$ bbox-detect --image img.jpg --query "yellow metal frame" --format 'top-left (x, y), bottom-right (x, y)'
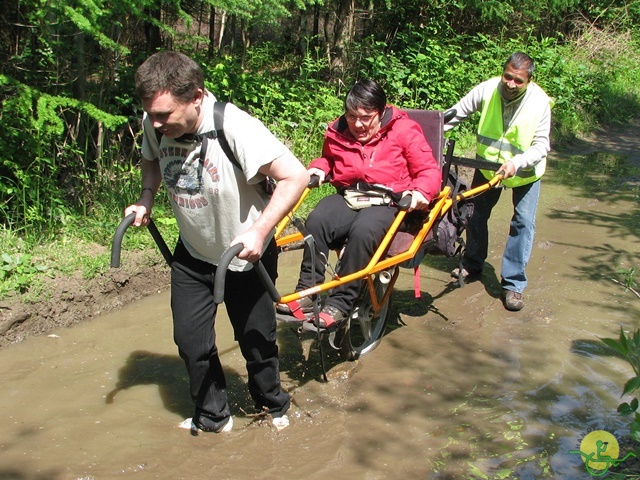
top-left (274, 174), bottom-right (503, 313)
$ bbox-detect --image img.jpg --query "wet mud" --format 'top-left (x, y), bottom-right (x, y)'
top-left (0, 134), bottom-right (639, 479)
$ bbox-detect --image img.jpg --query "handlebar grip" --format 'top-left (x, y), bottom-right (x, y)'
top-left (397, 194), bottom-right (412, 211)
top-left (443, 108), bottom-right (457, 123)
top-left (213, 243), bottom-right (244, 304)
top-left (147, 220), bottom-right (173, 265)
top-left (111, 213), bottom-right (173, 268)
top-left (212, 244), bottom-right (282, 305)
top-left (308, 174), bottom-right (321, 188)
top-left (111, 213), bottom-right (136, 268)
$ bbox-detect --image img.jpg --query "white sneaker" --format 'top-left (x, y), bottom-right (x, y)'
top-left (272, 415), bottom-right (289, 431)
top-left (179, 416), bottom-right (233, 433)
top-left (178, 417), bottom-right (196, 429)
top-left (218, 416), bottom-right (234, 432)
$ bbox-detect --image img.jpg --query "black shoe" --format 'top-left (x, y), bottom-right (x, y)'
top-left (276, 296), bottom-right (314, 319)
top-left (192, 415), bottom-right (233, 433)
top-left (313, 304), bottom-right (347, 330)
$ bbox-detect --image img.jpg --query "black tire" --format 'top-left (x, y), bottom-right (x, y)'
top-left (335, 267), bottom-right (396, 361)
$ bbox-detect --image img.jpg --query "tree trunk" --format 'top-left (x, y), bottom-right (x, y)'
top-left (144, 7), bottom-right (162, 52)
top-left (208, 6), bottom-right (216, 58)
top-left (298, 9), bottom-right (308, 56)
top-left (229, 15), bottom-right (236, 52)
top-left (218, 10), bottom-right (227, 52)
top-left (313, 3), bottom-right (320, 39)
top-left (330, 0), bottom-right (355, 79)
top-left (240, 18), bottom-right (250, 68)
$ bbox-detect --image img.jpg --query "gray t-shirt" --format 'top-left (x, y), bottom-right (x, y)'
top-left (141, 92), bottom-right (291, 271)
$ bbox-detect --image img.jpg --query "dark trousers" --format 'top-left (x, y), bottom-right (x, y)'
top-left (171, 238), bottom-right (289, 429)
top-left (296, 194), bottom-right (398, 314)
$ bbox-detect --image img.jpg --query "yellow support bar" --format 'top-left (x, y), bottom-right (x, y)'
top-left (275, 176), bottom-right (503, 307)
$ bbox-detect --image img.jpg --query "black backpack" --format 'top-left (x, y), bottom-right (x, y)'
top-left (423, 168), bottom-right (473, 258)
top-left (399, 168), bottom-right (473, 275)
top-left (155, 101), bottom-right (275, 195)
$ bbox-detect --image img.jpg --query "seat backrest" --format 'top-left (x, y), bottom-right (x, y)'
top-left (404, 109), bottom-right (445, 168)
top-left (404, 109), bottom-right (454, 190)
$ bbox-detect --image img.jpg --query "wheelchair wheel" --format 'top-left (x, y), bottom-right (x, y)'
top-left (335, 267), bottom-right (396, 361)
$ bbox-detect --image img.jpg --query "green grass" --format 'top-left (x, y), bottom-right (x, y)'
top-left (2, 28), bottom-right (640, 301)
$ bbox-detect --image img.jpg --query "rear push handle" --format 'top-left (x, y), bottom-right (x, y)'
top-left (110, 213), bottom-right (173, 268)
top-left (111, 214), bottom-right (281, 306)
top-left (212, 243), bottom-right (281, 305)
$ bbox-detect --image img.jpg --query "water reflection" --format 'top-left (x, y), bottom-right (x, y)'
top-left (0, 157), bottom-right (638, 478)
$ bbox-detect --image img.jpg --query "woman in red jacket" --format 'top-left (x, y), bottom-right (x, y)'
top-left (278, 79), bottom-right (441, 328)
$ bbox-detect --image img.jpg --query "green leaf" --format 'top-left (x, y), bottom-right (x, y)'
top-left (630, 419), bottom-right (640, 442)
top-left (618, 402), bottom-right (635, 415)
top-left (623, 376), bottom-right (640, 396)
top-left (601, 337), bottom-right (624, 355)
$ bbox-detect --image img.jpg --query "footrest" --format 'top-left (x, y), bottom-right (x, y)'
top-left (300, 320), bottom-right (322, 333)
top-left (275, 312), bottom-right (308, 323)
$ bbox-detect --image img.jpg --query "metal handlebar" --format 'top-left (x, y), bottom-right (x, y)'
top-left (112, 213), bottom-right (281, 306)
top-left (443, 108), bottom-right (457, 123)
top-left (212, 243), bottom-right (281, 305)
top-left (111, 214), bottom-right (135, 268)
top-left (111, 213), bottom-right (173, 268)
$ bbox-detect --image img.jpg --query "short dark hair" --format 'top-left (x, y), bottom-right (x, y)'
top-left (344, 79), bottom-right (387, 115)
top-left (504, 52), bottom-right (535, 79)
top-left (135, 51), bottom-right (205, 103)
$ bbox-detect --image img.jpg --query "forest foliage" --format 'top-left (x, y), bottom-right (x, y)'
top-left (1, 0), bottom-right (640, 290)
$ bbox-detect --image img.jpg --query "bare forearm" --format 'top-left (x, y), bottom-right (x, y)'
top-left (231, 153), bottom-right (308, 261)
top-left (124, 159), bottom-right (162, 227)
top-left (140, 159), bottom-right (163, 199)
top-left (252, 174), bottom-right (307, 238)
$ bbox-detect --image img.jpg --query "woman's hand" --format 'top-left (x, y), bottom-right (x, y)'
top-left (308, 167), bottom-right (326, 185)
top-left (405, 190), bottom-right (430, 212)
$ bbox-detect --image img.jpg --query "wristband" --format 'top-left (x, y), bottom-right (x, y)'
top-left (141, 187), bottom-right (154, 196)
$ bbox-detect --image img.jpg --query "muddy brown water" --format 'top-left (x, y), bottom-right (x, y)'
top-left (0, 151), bottom-right (639, 479)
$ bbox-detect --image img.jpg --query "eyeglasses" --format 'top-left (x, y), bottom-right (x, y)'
top-left (345, 111), bottom-right (379, 125)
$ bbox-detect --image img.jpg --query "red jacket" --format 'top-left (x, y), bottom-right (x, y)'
top-left (309, 106), bottom-right (442, 200)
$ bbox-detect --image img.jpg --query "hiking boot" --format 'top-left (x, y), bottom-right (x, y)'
top-left (450, 267), bottom-right (481, 281)
top-left (501, 289), bottom-right (524, 311)
top-left (276, 296), bottom-right (314, 318)
top-left (313, 304), bottom-right (347, 330)
top-left (272, 414), bottom-right (289, 431)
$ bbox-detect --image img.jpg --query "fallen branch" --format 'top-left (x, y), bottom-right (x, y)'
top-left (611, 278), bottom-right (640, 299)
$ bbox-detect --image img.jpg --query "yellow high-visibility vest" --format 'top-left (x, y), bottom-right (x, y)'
top-left (476, 78), bottom-right (552, 188)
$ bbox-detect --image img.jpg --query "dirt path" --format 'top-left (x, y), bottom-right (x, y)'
top-left (0, 119), bottom-right (638, 349)
top-left (559, 116), bottom-right (640, 169)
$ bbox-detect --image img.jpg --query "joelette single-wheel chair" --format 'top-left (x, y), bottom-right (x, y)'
top-left (111, 108), bottom-right (502, 378)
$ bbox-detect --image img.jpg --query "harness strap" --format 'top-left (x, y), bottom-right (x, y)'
top-left (451, 156), bottom-right (501, 171)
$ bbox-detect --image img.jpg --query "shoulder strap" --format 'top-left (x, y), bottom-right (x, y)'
top-left (151, 102), bottom-right (242, 172)
top-left (213, 101), bottom-right (242, 171)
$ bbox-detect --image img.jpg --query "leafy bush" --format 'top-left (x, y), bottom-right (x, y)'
top-left (2, 24), bottom-right (640, 298)
top-left (0, 253), bottom-right (50, 294)
top-left (600, 328), bottom-right (640, 444)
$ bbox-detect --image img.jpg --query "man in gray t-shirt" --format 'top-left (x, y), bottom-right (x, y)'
top-left (125, 51), bottom-right (308, 433)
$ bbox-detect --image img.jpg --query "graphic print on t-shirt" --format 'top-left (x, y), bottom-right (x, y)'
top-left (159, 145), bottom-right (219, 210)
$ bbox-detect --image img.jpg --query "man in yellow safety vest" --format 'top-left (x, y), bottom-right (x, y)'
top-left (445, 52), bottom-right (553, 311)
